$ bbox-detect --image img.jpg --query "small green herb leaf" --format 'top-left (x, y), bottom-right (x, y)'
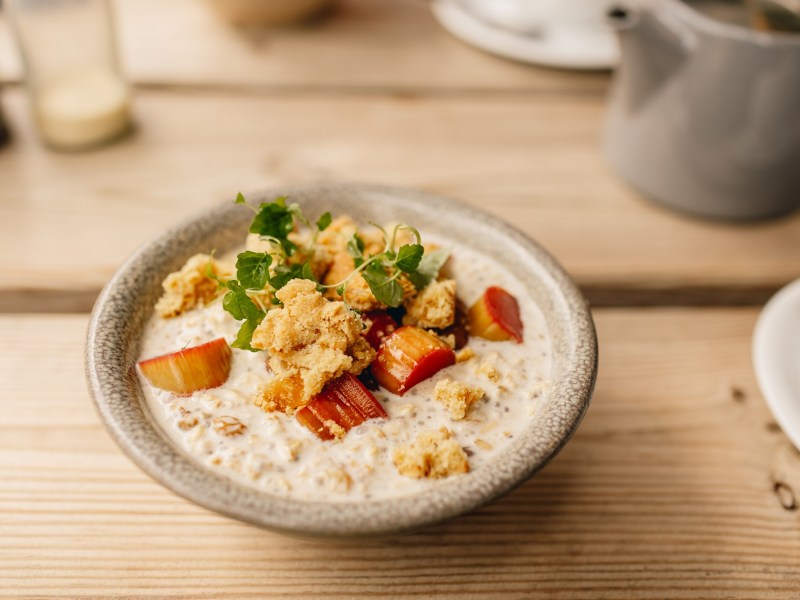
top-left (347, 234), bottom-right (365, 267)
top-left (250, 198), bottom-right (295, 254)
top-left (220, 280), bottom-right (264, 322)
top-left (362, 261), bottom-right (403, 307)
top-left (347, 234), bottom-right (365, 259)
top-left (234, 192), bottom-right (247, 205)
top-left (316, 212), bottom-right (332, 231)
top-left (269, 261), bottom-right (317, 291)
top-left (395, 244), bottom-right (424, 273)
top-left (408, 247), bottom-right (451, 290)
top-left (235, 251), bottom-right (272, 290)
top-left (231, 317), bottom-right (263, 352)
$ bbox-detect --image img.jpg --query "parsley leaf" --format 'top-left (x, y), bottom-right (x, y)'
top-left (234, 192), bottom-right (247, 205)
top-left (235, 251), bottom-right (272, 290)
top-left (395, 244), bottom-right (424, 273)
top-left (362, 261), bottom-right (403, 307)
top-left (316, 212), bottom-right (332, 231)
top-left (408, 247), bottom-right (451, 290)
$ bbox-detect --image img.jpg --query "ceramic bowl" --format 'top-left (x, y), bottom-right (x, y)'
top-left (85, 183), bottom-right (597, 538)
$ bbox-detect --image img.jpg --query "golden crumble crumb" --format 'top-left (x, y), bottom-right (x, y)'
top-left (475, 361), bottom-right (501, 382)
top-left (402, 279), bottom-right (456, 329)
top-left (393, 427), bottom-right (470, 479)
top-left (307, 215), bottom-right (360, 280)
top-left (325, 420), bottom-right (346, 441)
top-left (455, 346), bottom-right (476, 363)
top-left (434, 378), bottom-right (485, 420)
top-left (155, 253), bottom-right (230, 318)
top-left (251, 279), bottom-right (376, 408)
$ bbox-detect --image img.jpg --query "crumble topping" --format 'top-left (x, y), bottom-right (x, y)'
top-left (155, 253), bottom-right (229, 318)
top-left (433, 378), bottom-right (485, 420)
top-left (393, 427), bottom-right (470, 479)
top-left (475, 357), bottom-right (501, 382)
top-left (403, 279), bottom-right (457, 329)
top-left (324, 251), bottom-right (384, 311)
top-left (251, 279), bottom-right (375, 409)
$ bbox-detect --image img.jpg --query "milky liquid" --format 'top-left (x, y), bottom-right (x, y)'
top-left (138, 238), bottom-right (552, 501)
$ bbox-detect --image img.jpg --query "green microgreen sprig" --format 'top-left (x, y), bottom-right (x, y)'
top-left (216, 193), bottom-right (449, 351)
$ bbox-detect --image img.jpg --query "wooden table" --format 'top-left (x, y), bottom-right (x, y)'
top-left (1, 1), bottom-right (799, 597)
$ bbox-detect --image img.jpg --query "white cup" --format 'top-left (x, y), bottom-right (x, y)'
top-left (464, 0), bottom-right (611, 34)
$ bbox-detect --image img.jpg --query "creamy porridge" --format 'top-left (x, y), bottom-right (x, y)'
top-left (137, 202), bottom-right (551, 501)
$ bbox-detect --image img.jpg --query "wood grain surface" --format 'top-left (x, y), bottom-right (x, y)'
top-left (0, 0), bottom-right (607, 95)
top-left (1, 85), bottom-right (798, 311)
top-left (2, 0), bottom-right (799, 597)
top-left (2, 310), bottom-right (799, 599)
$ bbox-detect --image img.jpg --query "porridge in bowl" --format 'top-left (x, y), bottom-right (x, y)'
top-left (137, 195), bottom-right (551, 501)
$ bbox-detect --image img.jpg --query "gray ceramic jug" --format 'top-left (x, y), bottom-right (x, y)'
top-left (604, 0), bottom-right (800, 221)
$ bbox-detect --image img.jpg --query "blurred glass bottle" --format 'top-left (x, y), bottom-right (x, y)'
top-left (7, 0), bottom-right (131, 150)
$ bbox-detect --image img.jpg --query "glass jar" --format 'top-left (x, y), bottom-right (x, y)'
top-left (7, 0), bottom-right (131, 150)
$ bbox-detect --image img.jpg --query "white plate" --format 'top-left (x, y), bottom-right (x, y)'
top-left (753, 278), bottom-right (800, 451)
top-left (431, 0), bottom-right (618, 70)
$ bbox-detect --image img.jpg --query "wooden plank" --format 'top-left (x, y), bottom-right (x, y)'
top-left (2, 309), bottom-right (799, 598)
top-left (0, 0), bottom-right (608, 95)
top-left (1, 87), bottom-right (798, 311)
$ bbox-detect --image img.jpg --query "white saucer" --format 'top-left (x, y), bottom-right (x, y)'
top-left (753, 278), bottom-right (800, 451)
top-left (431, 0), bottom-right (618, 70)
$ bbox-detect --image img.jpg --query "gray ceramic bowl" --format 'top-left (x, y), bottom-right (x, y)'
top-left (85, 183), bottom-right (597, 538)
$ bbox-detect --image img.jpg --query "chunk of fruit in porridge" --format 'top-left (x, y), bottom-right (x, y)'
top-left (402, 279), bottom-right (457, 329)
top-left (296, 373), bottom-right (387, 440)
top-left (362, 311), bottom-right (399, 350)
top-left (138, 338), bottom-right (232, 395)
top-left (258, 374), bottom-right (306, 413)
top-left (468, 286), bottom-right (524, 343)
top-left (371, 326), bottom-right (456, 396)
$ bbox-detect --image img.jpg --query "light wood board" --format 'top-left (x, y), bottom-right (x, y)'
top-left (2, 310), bottom-right (799, 598)
top-left (0, 0), bottom-right (608, 94)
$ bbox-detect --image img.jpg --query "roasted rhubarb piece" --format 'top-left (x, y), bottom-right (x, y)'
top-left (371, 326), bottom-right (456, 396)
top-left (296, 373), bottom-right (387, 440)
top-left (362, 311), bottom-right (399, 350)
top-left (138, 337), bottom-right (232, 395)
top-left (467, 286), bottom-right (524, 343)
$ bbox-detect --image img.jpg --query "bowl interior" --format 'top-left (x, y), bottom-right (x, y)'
top-left (85, 183), bottom-right (597, 537)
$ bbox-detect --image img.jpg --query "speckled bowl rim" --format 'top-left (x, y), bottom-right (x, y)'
top-left (85, 183), bottom-right (597, 538)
